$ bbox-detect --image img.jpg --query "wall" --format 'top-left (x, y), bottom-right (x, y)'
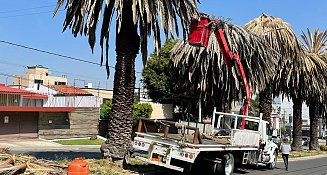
top-left (38, 108), bottom-right (99, 139)
top-left (144, 102), bottom-right (173, 119)
top-left (44, 96), bottom-right (100, 108)
top-left (81, 88), bottom-right (113, 104)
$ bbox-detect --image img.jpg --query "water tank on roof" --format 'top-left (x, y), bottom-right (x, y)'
top-left (84, 83), bottom-right (93, 88)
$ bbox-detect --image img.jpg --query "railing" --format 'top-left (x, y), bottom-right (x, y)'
top-left (137, 117), bottom-right (203, 144)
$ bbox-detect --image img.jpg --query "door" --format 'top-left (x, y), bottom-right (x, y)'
top-left (0, 112), bottom-right (38, 140)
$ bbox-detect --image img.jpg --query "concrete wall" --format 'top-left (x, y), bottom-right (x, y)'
top-left (145, 102), bottom-right (173, 119)
top-left (38, 108), bottom-right (99, 139)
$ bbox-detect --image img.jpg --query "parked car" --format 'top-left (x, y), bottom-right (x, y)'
top-left (302, 136), bottom-right (310, 146)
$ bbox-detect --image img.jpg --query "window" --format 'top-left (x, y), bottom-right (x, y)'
top-left (244, 120), bottom-right (259, 131)
top-left (55, 81), bottom-right (66, 85)
top-left (34, 79), bottom-right (43, 84)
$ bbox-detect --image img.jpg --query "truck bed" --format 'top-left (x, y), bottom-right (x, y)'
top-left (148, 132), bottom-right (230, 145)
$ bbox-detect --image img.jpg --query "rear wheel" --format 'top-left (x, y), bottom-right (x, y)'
top-left (213, 153), bottom-right (234, 175)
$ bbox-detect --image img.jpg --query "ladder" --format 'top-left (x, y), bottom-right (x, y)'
top-left (242, 151), bottom-right (249, 164)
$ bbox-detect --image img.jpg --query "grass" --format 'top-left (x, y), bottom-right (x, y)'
top-left (54, 139), bottom-right (104, 145)
top-left (278, 150), bottom-right (327, 159)
top-left (86, 158), bottom-right (157, 175)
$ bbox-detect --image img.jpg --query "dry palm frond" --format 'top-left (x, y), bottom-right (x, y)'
top-left (301, 28), bottom-right (327, 55)
top-left (245, 14), bottom-right (305, 99)
top-left (301, 28), bottom-right (327, 103)
top-left (171, 23), bottom-right (280, 108)
top-left (54, 0), bottom-right (199, 76)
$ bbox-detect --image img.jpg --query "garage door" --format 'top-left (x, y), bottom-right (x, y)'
top-left (0, 112), bottom-right (38, 140)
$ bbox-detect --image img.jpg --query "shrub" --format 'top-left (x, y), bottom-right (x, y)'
top-left (100, 99), bottom-right (112, 119)
top-left (133, 102), bottom-right (153, 124)
top-left (100, 100), bottom-right (153, 125)
top-left (320, 145), bottom-right (327, 151)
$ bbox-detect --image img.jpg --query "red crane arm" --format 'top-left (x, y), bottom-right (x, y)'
top-left (189, 15), bottom-right (250, 129)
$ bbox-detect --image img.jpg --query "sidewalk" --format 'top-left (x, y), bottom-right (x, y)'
top-left (0, 139), bottom-right (100, 152)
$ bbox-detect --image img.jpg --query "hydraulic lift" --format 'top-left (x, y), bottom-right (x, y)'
top-left (188, 14), bottom-right (250, 129)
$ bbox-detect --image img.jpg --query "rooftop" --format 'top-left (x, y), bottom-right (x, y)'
top-left (47, 85), bottom-right (93, 96)
top-left (0, 84), bottom-right (48, 99)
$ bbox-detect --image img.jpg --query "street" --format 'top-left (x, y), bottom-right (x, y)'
top-left (232, 156), bottom-right (327, 175)
top-left (2, 140), bottom-right (327, 175)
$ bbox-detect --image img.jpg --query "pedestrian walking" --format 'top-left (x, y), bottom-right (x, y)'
top-left (280, 138), bottom-right (291, 171)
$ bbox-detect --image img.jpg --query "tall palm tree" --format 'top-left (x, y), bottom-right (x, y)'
top-left (301, 28), bottom-right (327, 150)
top-left (244, 14), bottom-right (303, 123)
top-left (245, 14), bottom-right (307, 150)
top-left (171, 20), bottom-right (280, 116)
top-left (54, 0), bottom-right (199, 160)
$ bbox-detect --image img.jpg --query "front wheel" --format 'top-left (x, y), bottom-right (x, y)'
top-left (266, 151), bottom-right (277, 170)
top-left (213, 153), bottom-right (234, 175)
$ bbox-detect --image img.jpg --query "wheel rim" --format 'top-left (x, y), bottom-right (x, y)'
top-left (225, 159), bottom-right (233, 175)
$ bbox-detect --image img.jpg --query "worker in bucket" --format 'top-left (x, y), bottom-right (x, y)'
top-left (280, 138), bottom-right (291, 171)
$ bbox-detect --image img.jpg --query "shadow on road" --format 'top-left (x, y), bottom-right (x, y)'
top-left (17, 151), bottom-right (102, 161)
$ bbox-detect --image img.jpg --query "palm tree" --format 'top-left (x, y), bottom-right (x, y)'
top-left (301, 28), bottom-right (327, 150)
top-left (171, 20), bottom-right (280, 116)
top-left (244, 14), bottom-right (303, 123)
top-left (54, 0), bottom-right (199, 160)
top-left (245, 14), bottom-right (308, 150)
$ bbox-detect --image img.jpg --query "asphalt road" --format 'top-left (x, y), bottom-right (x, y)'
top-left (232, 156), bottom-right (327, 175)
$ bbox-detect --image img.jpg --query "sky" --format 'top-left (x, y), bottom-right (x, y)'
top-left (0, 0), bottom-right (326, 89)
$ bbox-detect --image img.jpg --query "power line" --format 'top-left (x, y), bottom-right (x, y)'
top-left (0, 57), bottom-right (102, 81)
top-left (0, 10), bottom-right (64, 19)
top-left (0, 4), bottom-right (56, 14)
top-left (0, 40), bottom-right (104, 66)
top-left (0, 40), bottom-right (142, 73)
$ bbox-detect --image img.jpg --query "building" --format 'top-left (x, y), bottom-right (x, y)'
top-left (81, 86), bottom-right (113, 105)
top-left (0, 84), bottom-right (99, 140)
top-left (12, 65), bottom-right (67, 88)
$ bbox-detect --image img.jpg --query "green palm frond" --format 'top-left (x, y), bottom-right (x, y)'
top-left (54, 0), bottom-right (199, 75)
top-left (171, 23), bottom-right (280, 107)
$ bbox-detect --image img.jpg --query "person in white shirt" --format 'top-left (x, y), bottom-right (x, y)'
top-left (280, 138), bottom-right (291, 171)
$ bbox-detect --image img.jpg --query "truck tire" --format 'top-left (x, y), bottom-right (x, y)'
top-left (266, 151), bottom-right (277, 170)
top-left (213, 153), bottom-right (234, 175)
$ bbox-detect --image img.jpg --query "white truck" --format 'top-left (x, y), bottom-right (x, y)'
top-left (132, 108), bottom-right (278, 175)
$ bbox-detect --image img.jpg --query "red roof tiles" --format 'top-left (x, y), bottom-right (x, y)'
top-left (0, 84), bottom-right (48, 99)
top-left (47, 85), bottom-right (92, 95)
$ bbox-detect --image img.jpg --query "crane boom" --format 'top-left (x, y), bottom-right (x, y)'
top-left (188, 14), bottom-right (250, 129)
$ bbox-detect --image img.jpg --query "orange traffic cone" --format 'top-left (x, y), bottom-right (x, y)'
top-left (67, 157), bottom-right (89, 175)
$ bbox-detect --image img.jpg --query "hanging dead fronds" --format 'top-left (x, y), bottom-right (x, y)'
top-left (301, 28), bottom-right (327, 103)
top-left (245, 14), bottom-right (306, 99)
top-left (171, 22), bottom-right (280, 108)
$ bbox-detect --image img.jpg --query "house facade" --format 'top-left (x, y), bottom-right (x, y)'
top-left (0, 84), bottom-right (100, 140)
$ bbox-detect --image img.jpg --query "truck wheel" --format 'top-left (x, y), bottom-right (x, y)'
top-left (266, 151), bottom-right (277, 170)
top-left (214, 153), bottom-right (234, 175)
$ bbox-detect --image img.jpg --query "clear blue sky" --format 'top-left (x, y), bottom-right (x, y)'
top-left (0, 0), bottom-right (325, 89)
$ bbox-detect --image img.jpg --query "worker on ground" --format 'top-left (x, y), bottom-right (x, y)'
top-left (280, 138), bottom-right (291, 171)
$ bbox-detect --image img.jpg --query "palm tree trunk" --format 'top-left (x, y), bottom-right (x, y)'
top-left (309, 100), bottom-right (319, 150)
top-left (292, 98), bottom-right (303, 150)
top-left (259, 86), bottom-right (272, 122)
top-left (100, 0), bottom-right (140, 160)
